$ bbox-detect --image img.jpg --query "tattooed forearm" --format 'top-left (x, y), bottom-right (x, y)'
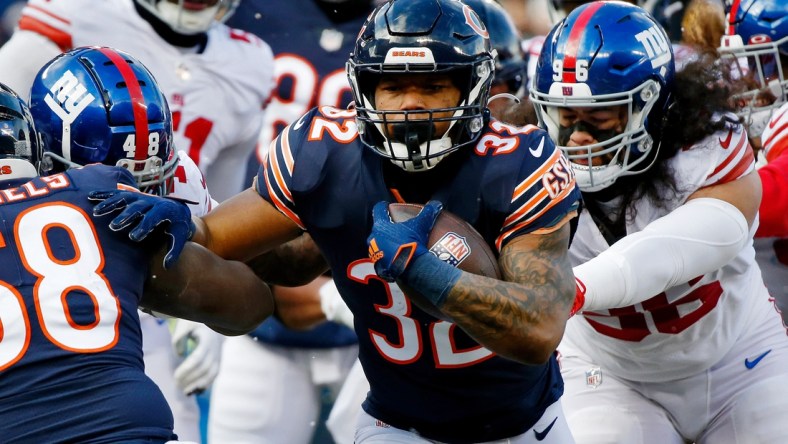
top-left (246, 233), bottom-right (329, 286)
top-left (439, 224), bottom-right (575, 364)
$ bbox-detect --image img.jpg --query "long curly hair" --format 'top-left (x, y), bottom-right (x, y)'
top-left (586, 50), bottom-right (745, 224)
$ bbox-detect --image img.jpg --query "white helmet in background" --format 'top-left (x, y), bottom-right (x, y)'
top-left (135, 0), bottom-right (239, 34)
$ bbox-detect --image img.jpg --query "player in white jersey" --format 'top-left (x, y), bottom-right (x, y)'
top-left (0, 0), bottom-right (274, 201)
top-left (28, 46), bottom-right (222, 442)
top-left (531, 2), bottom-right (788, 442)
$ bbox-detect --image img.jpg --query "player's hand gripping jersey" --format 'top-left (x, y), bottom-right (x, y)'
top-left (9, 0), bottom-right (274, 200)
top-left (257, 106), bottom-right (579, 443)
top-left (0, 164), bottom-right (175, 443)
top-left (565, 117), bottom-right (768, 382)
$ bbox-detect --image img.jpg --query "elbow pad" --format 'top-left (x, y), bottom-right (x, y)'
top-left (575, 198), bottom-right (749, 311)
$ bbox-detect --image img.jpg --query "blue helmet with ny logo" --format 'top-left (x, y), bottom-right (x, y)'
top-left (30, 46), bottom-right (177, 195)
top-left (530, 1), bottom-right (675, 191)
top-left (718, 0), bottom-right (788, 139)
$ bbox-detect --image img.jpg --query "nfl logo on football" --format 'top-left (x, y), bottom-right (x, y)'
top-left (585, 367), bottom-right (603, 389)
top-left (430, 232), bottom-right (471, 267)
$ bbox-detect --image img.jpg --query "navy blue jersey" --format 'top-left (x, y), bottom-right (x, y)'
top-left (0, 164), bottom-right (174, 443)
top-left (230, 0), bottom-right (365, 348)
top-left (257, 106), bottom-right (580, 442)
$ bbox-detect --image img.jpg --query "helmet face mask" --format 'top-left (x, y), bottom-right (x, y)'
top-left (530, 1), bottom-right (674, 192)
top-left (30, 46), bottom-right (177, 196)
top-left (135, 0), bottom-right (239, 34)
top-left (347, 0), bottom-right (495, 172)
top-left (718, 0), bottom-right (788, 139)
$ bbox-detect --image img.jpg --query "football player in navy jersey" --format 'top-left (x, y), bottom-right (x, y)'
top-left (91, 0), bottom-right (582, 442)
top-left (0, 80), bottom-right (272, 443)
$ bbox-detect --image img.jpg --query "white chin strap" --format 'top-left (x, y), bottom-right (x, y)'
top-left (388, 136), bottom-right (454, 172)
top-left (571, 163), bottom-right (623, 192)
top-left (157, 1), bottom-right (218, 34)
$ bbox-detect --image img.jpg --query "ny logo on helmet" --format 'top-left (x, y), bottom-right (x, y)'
top-left (43, 70), bottom-right (95, 125)
top-left (635, 26), bottom-right (671, 69)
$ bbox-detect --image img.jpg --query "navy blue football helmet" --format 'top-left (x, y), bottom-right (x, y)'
top-left (347, 0), bottom-right (495, 172)
top-left (134, 0), bottom-right (240, 34)
top-left (30, 46), bottom-right (177, 195)
top-left (530, 1), bottom-right (675, 191)
top-left (0, 82), bottom-right (42, 182)
top-left (718, 0), bottom-right (788, 139)
top-left (463, 0), bottom-right (527, 96)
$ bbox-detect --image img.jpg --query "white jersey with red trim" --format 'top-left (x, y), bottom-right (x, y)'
top-left (171, 150), bottom-right (215, 217)
top-left (7, 0), bottom-right (274, 201)
top-left (761, 102), bottom-right (788, 163)
top-left (563, 119), bottom-right (771, 382)
top-left (755, 103), bottom-right (788, 315)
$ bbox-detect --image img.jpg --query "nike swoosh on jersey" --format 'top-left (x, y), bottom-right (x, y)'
top-left (529, 137), bottom-right (545, 157)
top-left (293, 113), bottom-right (309, 130)
top-left (745, 349), bottom-right (772, 369)
top-left (534, 416), bottom-right (558, 441)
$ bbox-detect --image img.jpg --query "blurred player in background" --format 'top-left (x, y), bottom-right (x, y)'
top-left (0, 2), bottom-right (275, 440)
top-left (471, 0), bottom-right (529, 123)
top-left (717, 0), bottom-right (788, 321)
top-left (0, 77), bottom-right (271, 442)
top-left (0, 0), bottom-right (23, 45)
top-left (531, 2), bottom-right (788, 442)
top-left (89, 0), bottom-right (583, 441)
top-left (205, 1), bottom-right (372, 442)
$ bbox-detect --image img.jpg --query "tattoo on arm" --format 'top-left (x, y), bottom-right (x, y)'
top-left (441, 225), bottom-right (575, 349)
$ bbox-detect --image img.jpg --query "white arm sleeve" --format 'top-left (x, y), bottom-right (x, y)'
top-left (575, 198), bottom-right (750, 311)
top-left (0, 30), bottom-right (62, 97)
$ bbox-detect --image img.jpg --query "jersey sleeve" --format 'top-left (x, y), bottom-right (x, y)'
top-left (0, 0), bottom-right (72, 95)
top-left (699, 119), bottom-right (756, 188)
top-left (255, 108), bottom-right (326, 230)
top-left (761, 103), bottom-right (788, 163)
top-left (495, 130), bottom-right (581, 251)
top-left (16, 0), bottom-right (75, 51)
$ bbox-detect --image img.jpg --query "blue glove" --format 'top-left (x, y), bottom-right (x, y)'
top-left (367, 200), bottom-right (443, 282)
top-left (367, 200), bottom-right (463, 308)
top-left (89, 190), bottom-right (195, 269)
